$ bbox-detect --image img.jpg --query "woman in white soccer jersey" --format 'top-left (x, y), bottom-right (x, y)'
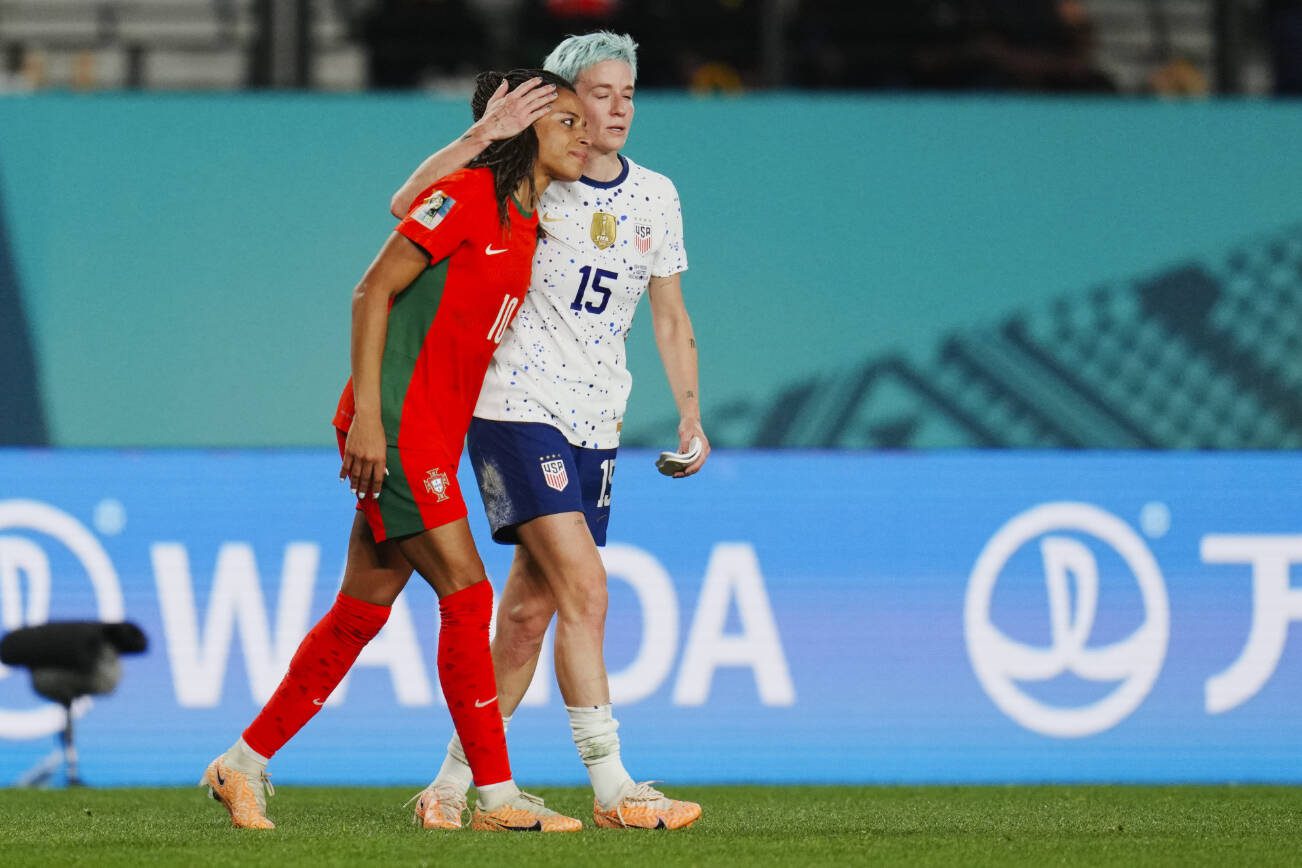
top-left (390, 32), bottom-right (707, 830)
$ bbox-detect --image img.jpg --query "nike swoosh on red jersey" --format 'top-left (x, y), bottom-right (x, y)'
top-left (485, 244), bottom-right (508, 256)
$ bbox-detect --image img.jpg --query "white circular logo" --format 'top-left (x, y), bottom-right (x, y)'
top-left (964, 502), bottom-right (1169, 738)
top-left (0, 500), bottom-right (125, 740)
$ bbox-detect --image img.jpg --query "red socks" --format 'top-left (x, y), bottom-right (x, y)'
top-left (240, 582), bottom-right (509, 787)
top-left (242, 591), bottom-right (390, 758)
top-left (438, 580), bottom-right (511, 786)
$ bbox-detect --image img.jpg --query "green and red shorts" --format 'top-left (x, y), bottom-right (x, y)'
top-left (335, 428), bottom-right (468, 542)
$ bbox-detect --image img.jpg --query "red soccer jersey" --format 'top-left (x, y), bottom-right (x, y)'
top-left (333, 168), bottom-right (538, 454)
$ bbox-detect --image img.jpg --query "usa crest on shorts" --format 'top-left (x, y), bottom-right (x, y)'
top-left (540, 456), bottom-right (569, 491)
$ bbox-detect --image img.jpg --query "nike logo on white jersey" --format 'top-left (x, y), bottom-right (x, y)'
top-left (485, 244), bottom-right (508, 256)
top-left (541, 213), bottom-right (565, 222)
top-left (474, 696), bottom-right (498, 708)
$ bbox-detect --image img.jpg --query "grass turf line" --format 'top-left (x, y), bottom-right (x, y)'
top-left (1, 785), bottom-right (1301, 866)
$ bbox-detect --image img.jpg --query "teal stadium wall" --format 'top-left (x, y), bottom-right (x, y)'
top-left (2, 94), bottom-right (1300, 448)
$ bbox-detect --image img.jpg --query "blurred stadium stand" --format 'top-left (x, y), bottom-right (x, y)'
top-left (0, 0), bottom-right (363, 89)
top-left (0, 0), bottom-right (1292, 94)
top-left (636, 225), bottom-right (1302, 449)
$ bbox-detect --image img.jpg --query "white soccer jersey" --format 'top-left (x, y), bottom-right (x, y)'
top-left (473, 155), bottom-right (688, 448)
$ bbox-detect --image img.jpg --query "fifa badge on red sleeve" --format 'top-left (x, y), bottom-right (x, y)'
top-left (415, 191), bottom-right (455, 230)
top-left (590, 212), bottom-right (617, 250)
top-left (423, 467), bottom-right (451, 502)
top-left (540, 456), bottom-right (569, 492)
top-left (633, 220), bottom-right (652, 255)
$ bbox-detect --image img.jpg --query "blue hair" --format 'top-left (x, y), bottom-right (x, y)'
top-left (543, 31), bottom-right (638, 84)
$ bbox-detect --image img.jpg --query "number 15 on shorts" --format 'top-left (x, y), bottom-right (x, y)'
top-left (597, 458), bottom-right (614, 508)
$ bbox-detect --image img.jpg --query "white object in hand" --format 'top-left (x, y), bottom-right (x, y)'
top-left (656, 437), bottom-right (702, 476)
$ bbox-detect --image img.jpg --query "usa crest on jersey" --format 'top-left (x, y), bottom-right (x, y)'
top-left (540, 456), bottom-right (569, 491)
top-left (633, 220), bottom-right (653, 255)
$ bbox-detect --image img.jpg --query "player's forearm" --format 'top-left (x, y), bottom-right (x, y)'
top-left (349, 276), bottom-right (392, 421)
top-left (389, 128), bottom-right (493, 218)
top-left (653, 313), bottom-right (702, 424)
top-left (348, 235), bottom-right (425, 419)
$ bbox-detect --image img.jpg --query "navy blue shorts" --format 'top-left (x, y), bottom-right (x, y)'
top-left (467, 418), bottom-right (618, 546)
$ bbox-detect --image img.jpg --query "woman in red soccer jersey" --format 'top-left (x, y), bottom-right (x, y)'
top-left (200, 69), bottom-right (590, 832)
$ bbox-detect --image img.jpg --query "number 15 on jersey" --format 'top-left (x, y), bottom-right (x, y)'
top-left (570, 266), bottom-right (618, 315)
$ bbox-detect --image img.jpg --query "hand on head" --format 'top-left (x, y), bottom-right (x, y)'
top-left (474, 76), bottom-right (558, 143)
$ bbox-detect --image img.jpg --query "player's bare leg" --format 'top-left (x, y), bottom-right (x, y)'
top-left (518, 514), bottom-right (698, 828)
top-left (489, 546), bottom-right (558, 712)
top-left (340, 512), bottom-right (417, 605)
top-left (516, 514), bottom-right (612, 705)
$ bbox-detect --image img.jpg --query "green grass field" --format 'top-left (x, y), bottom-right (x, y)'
top-left (2, 785), bottom-right (1301, 866)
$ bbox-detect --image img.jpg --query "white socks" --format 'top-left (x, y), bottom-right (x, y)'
top-left (224, 738), bottom-right (268, 774)
top-left (567, 704), bottom-right (633, 809)
top-left (433, 736), bottom-right (475, 795)
top-left (432, 706), bottom-right (634, 810)
top-left (433, 714), bottom-right (511, 800)
top-left (476, 779), bottom-right (521, 810)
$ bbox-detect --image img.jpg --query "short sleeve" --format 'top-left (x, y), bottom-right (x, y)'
top-left (396, 179), bottom-right (475, 263)
top-left (651, 180), bottom-right (688, 278)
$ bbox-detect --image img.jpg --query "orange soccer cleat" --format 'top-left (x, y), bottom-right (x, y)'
top-left (470, 791), bottom-right (583, 832)
top-left (593, 781), bottom-right (701, 830)
top-left (410, 783), bottom-right (469, 830)
top-left (200, 758), bottom-right (275, 829)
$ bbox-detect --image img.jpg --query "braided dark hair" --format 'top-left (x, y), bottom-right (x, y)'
top-left (468, 68), bottom-right (576, 227)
